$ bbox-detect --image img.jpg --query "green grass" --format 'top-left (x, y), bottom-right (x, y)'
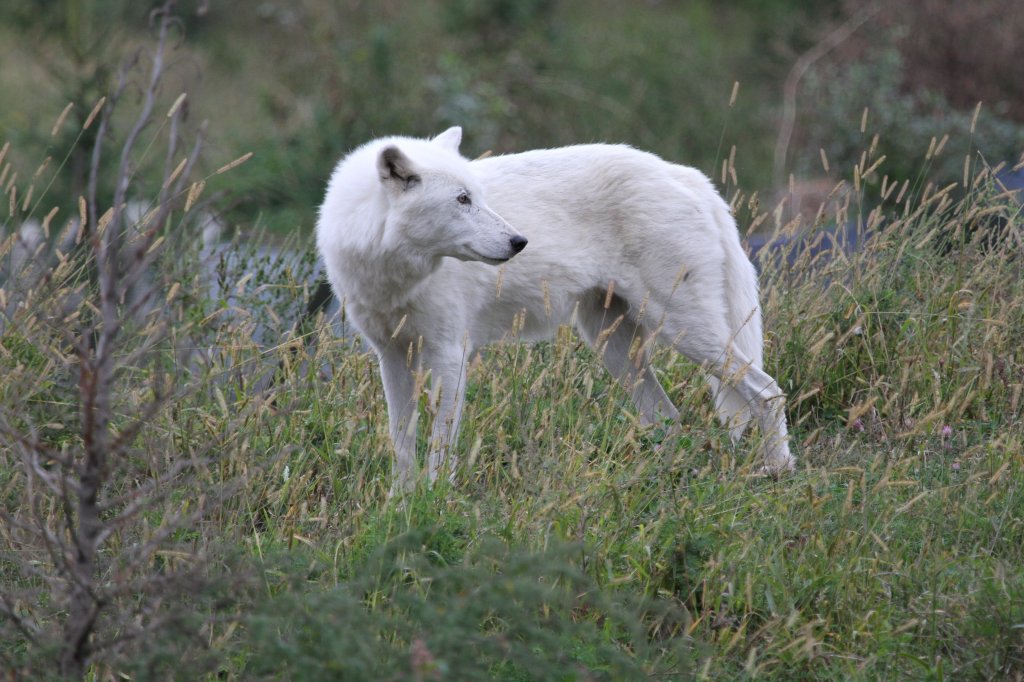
top-left (2, 116), bottom-right (1024, 678)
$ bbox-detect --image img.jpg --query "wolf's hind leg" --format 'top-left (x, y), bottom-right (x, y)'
top-left (576, 293), bottom-right (679, 426)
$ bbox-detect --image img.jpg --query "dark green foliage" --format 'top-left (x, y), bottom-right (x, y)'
top-left (442, 0), bottom-right (556, 39)
top-left (960, 569), bottom-right (1024, 678)
top-left (242, 532), bottom-right (693, 681)
top-left (800, 47), bottom-right (1024, 185)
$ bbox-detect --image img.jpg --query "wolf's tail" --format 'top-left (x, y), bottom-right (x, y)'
top-left (707, 190), bottom-right (763, 440)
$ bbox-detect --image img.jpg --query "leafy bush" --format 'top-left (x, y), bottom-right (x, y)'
top-left (799, 47), bottom-right (1024, 185)
top-left (242, 532), bottom-right (694, 681)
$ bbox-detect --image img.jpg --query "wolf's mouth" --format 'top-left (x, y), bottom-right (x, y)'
top-left (462, 246), bottom-right (519, 265)
top-left (477, 254), bottom-right (513, 265)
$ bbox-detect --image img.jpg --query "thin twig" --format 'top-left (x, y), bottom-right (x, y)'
top-left (773, 4), bottom-right (880, 186)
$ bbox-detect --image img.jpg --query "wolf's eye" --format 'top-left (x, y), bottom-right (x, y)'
top-left (457, 192), bottom-right (471, 206)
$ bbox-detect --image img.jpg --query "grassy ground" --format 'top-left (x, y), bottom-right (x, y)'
top-left (232, 164), bottom-right (1024, 679)
top-left (2, 110), bottom-right (1023, 678)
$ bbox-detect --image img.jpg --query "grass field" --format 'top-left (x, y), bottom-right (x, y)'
top-left (2, 100), bottom-right (1024, 678)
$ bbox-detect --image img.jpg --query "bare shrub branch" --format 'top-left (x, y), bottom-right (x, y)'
top-left (0, 1), bottom-right (257, 678)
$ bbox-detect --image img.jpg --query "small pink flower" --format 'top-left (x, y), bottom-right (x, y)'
top-left (951, 459), bottom-right (961, 472)
top-left (410, 638), bottom-right (440, 680)
top-left (851, 418), bottom-right (865, 432)
top-left (941, 425), bottom-right (953, 439)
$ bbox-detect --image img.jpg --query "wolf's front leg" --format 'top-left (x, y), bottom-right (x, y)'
top-left (378, 347), bottom-right (421, 496)
top-left (425, 347), bottom-right (471, 483)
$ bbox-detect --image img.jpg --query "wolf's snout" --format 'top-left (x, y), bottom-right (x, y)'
top-left (510, 235), bottom-right (528, 254)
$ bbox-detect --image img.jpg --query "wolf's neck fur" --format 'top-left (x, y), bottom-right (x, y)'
top-left (338, 237), bottom-right (440, 322)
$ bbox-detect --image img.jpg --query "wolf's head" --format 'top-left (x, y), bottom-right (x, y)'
top-left (375, 127), bottom-right (527, 264)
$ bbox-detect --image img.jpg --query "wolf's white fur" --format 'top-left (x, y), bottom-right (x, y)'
top-left (317, 127), bottom-right (794, 493)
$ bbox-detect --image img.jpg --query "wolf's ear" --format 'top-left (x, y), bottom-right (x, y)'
top-left (377, 145), bottom-right (419, 189)
top-left (433, 126), bottom-right (462, 153)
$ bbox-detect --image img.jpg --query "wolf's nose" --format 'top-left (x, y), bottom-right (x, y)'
top-left (510, 235), bottom-right (528, 254)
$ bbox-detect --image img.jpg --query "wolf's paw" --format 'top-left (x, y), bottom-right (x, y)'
top-left (759, 451), bottom-right (796, 478)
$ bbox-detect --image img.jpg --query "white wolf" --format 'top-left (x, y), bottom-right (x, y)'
top-left (316, 127), bottom-right (794, 493)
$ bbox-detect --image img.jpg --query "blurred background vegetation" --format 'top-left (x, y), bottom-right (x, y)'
top-left (1, 0), bottom-right (1021, 235)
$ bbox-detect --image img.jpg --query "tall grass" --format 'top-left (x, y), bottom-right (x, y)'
top-left (2, 92), bottom-right (1023, 678)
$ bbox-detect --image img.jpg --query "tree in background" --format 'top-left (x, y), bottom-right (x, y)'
top-left (0, 0), bottom-right (141, 201)
top-left (791, 0), bottom-right (1023, 188)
